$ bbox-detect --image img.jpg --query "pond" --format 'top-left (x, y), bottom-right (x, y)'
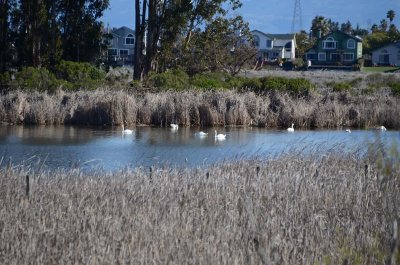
top-left (0, 125), bottom-right (398, 171)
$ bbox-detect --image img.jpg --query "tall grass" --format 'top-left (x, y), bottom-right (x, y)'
top-left (1, 153), bottom-right (399, 264)
top-left (1, 89), bottom-right (399, 129)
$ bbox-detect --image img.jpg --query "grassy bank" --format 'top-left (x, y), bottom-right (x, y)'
top-left (1, 153), bottom-right (399, 264)
top-left (0, 88), bottom-right (399, 129)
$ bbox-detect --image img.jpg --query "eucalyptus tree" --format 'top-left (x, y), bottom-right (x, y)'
top-left (133, 0), bottom-right (246, 80)
top-left (11, 0), bottom-right (48, 67)
top-left (0, 0), bottom-right (16, 72)
top-left (58, 0), bottom-right (109, 63)
top-left (340, 20), bottom-right (353, 34)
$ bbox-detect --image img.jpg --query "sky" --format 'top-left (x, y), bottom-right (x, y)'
top-left (103, 0), bottom-right (400, 33)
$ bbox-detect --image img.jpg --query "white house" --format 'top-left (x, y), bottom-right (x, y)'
top-left (372, 41), bottom-right (400, 66)
top-left (251, 30), bottom-right (296, 61)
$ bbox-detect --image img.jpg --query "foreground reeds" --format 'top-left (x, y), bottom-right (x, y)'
top-left (0, 88), bottom-right (399, 129)
top-left (1, 153), bottom-right (399, 264)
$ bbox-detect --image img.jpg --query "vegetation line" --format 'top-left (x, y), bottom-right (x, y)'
top-left (0, 87), bottom-right (399, 129)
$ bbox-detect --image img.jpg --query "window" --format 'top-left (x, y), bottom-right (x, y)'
top-left (347, 39), bottom-right (355, 49)
top-left (252, 35), bottom-right (260, 47)
top-left (331, 53), bottom-right (341, 62)
top-left (379, 49), bottom-right (389, 64)
top-left (119, 49), bottom-right (129, 56)
top-left (125, 34), bottom-right (135, 45)
top-left (318, 52), bottom-right (326, 61)
top-left (108, 48), bottom-right (117, 56)
top-left (306, 53), bottom-right (317, 60)
top-left (266, 39), bottom-right (272, 48)
top-left (343, 53), bottom-right (354, 61)
top-left (323, 37), bottom-right (336, 49)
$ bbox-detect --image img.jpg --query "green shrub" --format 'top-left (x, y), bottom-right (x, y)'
top-left (0, 72), bottom-right (11, 90)
top-left (13, 67), bottom-right (62, 92)
top-left (146, 68), bottom-right (189, 90)
top-left (240, 78), bottom-right (263, 90)
top-left (190, 72), bottom-right (228, 90)
top-left (259, 76), bottom-right (314, 95)
top-left (331, 82), bottom-right (352, 92)
top-left (389, 82), bottom-right (400, 96)
top-left (53, 60), bottom-right (106, 90)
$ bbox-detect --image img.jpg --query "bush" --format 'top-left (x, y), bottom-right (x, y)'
top-left (190, 72), bottom-right (228, 90)
top-left (146, 68), bottom-right (189, 90)
top-left (330, 82), bottom-right (352, 92)
top-left (53, 60), bottom-right (106, 90)
top-left (0, 72), bottom-right (11, 90)
top-left (389, 82), bottom-right (400, 96)
top-left (13, 67), bottom-right (62, 92)
top-left (259, 76), bottom-right (314, 95)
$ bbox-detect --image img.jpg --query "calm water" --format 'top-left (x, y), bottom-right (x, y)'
top-left (0, 125), bottom-right (398, 171)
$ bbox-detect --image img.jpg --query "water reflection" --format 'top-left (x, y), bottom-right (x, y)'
top-left (0, 125), bottom-right (398, 171)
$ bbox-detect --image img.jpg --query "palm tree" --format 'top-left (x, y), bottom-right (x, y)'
top-left (380, 19), bottom-right (388, 32)
top-left (387, 10), bottom-right (395, 26)
top-left (311, 16), bottom-right (330, 39)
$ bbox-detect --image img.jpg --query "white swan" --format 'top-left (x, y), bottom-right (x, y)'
top-left (377, 126), bottom-right (387, 131)
top-left (122, 124), bottom-right (133, 134)
top-left (195, 131), bottom-right (208, 137)
top-left (214, 130), bottom-right (226, 140)
top-left (170, 124), bottom-right (179, 129)
top-left (345, 129), bottom-right (351, 133)
top-left (287, 123), bottom-right (294, 132)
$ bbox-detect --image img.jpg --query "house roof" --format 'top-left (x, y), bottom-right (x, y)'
top-left (371, 41), bottom-right (400, 53)
top-left (111, 26), bottom-right (135, 38)
top-left (251, 30), bottom-right (295, 40)
top-left (324, 30), bottom-right (363, 42)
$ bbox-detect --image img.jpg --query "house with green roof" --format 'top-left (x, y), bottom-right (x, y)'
top-left (305, 30), bottom-right (362, 66)
top-left (251, 30), bottom-right (296, 61)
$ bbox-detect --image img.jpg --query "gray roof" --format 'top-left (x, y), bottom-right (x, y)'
top-left (371, 41), bottom-right (400, 52)
top-left (111, 26), bottom-right (135, 38)
top-left (251, 30), bottom-right (295, 40)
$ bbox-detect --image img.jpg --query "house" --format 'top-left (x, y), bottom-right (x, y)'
top-left (306, 30), bottom-right (362, 66)
top-left (251, 30), bottom-right (296, 61)
top-left (107, 26), bottom-right (135, 66)
top-left (371, 41), bottom-right (400, 66)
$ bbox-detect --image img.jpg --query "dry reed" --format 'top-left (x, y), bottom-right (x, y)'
top-left (0, 88), bottom-right (399, 129)
top-left (0, 153), bottom-right (399, 264)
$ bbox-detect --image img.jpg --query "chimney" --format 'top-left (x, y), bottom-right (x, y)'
top-left (318, 30), bottom-right (322, 39)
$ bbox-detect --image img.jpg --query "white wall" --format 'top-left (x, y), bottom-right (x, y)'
top-left (372, 45), bottom-right (400, 66)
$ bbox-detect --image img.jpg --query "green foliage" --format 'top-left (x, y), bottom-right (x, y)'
top-left (190, 72), bottom-right (228, 90)
top-left (12, 67), bottom-right (63, 92)
top-left (259, 76), bottom-right (315, 95)
top-left (389, 82), bottom-right (400, 95)
top-left (53, 61), bottom-right (106, 90)
top-left (146, 69), bottom-right (190, 90)
top-left (0, 72), bottom-right (11, 89)
top-left (328, 81), bottom-right (352, 92)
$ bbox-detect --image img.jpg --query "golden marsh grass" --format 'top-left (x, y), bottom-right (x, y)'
top-left (1, 153), bottom-right (399, 264)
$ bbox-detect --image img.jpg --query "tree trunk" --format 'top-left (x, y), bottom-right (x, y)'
top-left (133, 0), bottom-right (147, 80)
top-left (0, 0), bottom-right (9, 72)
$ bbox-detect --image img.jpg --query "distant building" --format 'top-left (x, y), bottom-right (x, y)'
top-left (371, 41), bottom-right (400, 66)
top-left (305, 30), bottom-right (362, 66)
top-left (107, 26), bottom-right (135, 66)
top-left (251, 30), bottom-right (296, 61)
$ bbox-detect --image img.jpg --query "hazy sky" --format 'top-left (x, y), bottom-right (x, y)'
top-left (103, 0), bottom-right (400, 33)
